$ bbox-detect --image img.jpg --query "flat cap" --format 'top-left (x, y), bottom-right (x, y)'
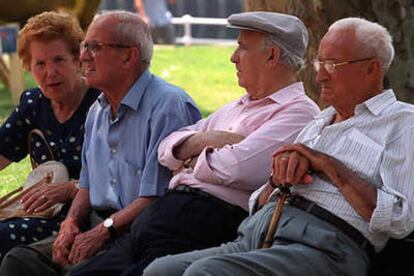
top-left (227, 11), bottom-right (308, 59)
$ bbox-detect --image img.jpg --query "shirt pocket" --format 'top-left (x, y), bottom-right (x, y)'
top-left (333, 129), bottom-right (384, 180)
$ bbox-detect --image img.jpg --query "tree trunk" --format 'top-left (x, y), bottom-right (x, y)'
top-left (245, 0), bottom-right (414, 104)
top-left (244, 0), bottom-right (287, 12)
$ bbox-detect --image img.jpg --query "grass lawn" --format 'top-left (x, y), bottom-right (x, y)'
top-left (0, 45), bottom-right (243, 194)
top-left (151, 45), bottom-right (244, 117)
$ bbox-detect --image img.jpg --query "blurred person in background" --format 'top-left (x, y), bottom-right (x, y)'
top-left (99, 0), bottom-right (136, 13)
top-left (135, 0), bottom-right (176, 44)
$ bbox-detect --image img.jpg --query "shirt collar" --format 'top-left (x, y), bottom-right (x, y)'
top-left (238, 82), bottom-right (306, 105)
top-left (97, 69), bottom-right (152, 111)
top-left (313, 106), bottom-right (336, 127)
top-left (315, 89), bottom-right (397, 124)
top-left (355, 89), bottom-right (396, 116)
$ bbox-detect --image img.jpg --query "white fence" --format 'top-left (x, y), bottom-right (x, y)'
top-left (171, 14), bottom-right (236, 46)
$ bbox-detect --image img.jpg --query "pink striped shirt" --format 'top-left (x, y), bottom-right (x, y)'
top-left (158, 82), bottom-right (320, 210)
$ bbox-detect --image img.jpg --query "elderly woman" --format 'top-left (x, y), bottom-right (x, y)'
top-left (0, 11), bottom-right (99, 260)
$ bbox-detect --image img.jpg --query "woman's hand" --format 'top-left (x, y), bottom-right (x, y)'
top-left (21, 181), bottom-right (79, 213)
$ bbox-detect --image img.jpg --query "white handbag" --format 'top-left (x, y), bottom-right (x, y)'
top-left (0, 129), bottom-right (69, 220)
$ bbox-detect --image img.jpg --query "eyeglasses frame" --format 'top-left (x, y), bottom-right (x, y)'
top-left (312, 57), bottom-right (374, 74)
top-left (80, 41), bottom-right (133, 56)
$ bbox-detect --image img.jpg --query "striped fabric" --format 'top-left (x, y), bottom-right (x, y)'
top-left (291, 90), bottom-right (414, 251)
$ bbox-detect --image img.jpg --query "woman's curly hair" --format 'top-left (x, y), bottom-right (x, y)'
top-left (18, 11), bottom-right (84, 70)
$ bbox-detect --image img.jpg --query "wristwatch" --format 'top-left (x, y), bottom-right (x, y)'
top-left (103, 217), bottom-right (117, 237)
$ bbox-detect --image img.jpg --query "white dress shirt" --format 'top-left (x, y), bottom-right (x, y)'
top-left (250, 90), bottom-right (414, 251)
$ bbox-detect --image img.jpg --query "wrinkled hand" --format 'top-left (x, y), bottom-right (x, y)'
top-left (272, 147), bottom-right (313, 186)
top-left (68, 224), bottom-right (110, 264)
top-left (52, 219), bottom-right (80, 267)
top-left (172, 156), bottom-right (199, 175)
top-left (275, 144), bottom-right (331, 172)
top-left (21, 182), bottom-right (77, 213)
top-left (273, 143), bottom-right (332, 185)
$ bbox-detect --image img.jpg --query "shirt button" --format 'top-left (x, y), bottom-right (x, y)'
top-left (111, 179), bottom-right (117, 184)
top-left (111, 148), bottom-right (117, 154)
top-left (137, 170), bottom-right (141, 175)
top-left (229, 127), bottom-right (233, 131)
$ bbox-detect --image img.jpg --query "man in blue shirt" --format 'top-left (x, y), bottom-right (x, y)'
top-left (0, 10), bottom-right (200, 275)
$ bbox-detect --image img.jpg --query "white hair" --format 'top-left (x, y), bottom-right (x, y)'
top-left (329, 17), bottom-right (394, 71)
top-left (262, 34), bottom-right (305, 71)
top-left (95, 10), bottom-right (153, 66)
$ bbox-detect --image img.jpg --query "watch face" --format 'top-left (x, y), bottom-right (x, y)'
top-left (103, 218), bottom-right (113, 228)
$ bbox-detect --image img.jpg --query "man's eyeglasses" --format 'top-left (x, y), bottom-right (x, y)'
top-left (80, 41), bottom-right (132, 56)
top-left (312, 58), bottom-right (373, 74)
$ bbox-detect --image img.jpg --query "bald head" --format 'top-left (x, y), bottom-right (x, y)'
top-left (93, 10), bottom-right (153, 65)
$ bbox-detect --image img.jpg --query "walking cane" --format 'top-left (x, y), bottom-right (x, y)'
top-left (261, 182), bottom-right (291, 249)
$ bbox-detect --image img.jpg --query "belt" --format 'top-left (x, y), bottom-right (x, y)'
top-left (175, 184), bottom-right (213, 198)
top-left (173, 184), bottom-right (246, 214)
top-left (286, 195), bottom-right (374, 253)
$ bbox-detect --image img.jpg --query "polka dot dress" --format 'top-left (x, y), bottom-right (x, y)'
top-left (0, 87), bottom-right (100, 261)
top-left (0, 207), bottom-right (67, 261)
top-left (0, 87), bottom-right (100, 179)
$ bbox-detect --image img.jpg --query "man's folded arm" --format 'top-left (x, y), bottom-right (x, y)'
top-left (193, 108), bottom-right (316, 191)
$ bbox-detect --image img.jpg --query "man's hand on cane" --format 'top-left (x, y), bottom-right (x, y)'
top-left (272, 147), bottom-right (314, 186)
top-left (258, 146), bottom-right (316, 212)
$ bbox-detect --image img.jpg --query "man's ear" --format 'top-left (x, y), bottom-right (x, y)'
top-left (366, 58), bottom-right (381, 80)
top-left (122, 47), bottom-right (140, 69)
top-left (266, 46), bottom-right (281, 67)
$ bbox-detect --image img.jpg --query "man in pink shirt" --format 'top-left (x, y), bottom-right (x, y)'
top-left (69, 11), bottom-right (320, 275)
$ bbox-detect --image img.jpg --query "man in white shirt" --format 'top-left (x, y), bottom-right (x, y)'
top-left (144, 17), bottom-right (414, 276)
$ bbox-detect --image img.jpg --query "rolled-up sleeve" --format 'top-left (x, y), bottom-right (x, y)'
top-left (369, 126), bottom-right (414, 238)
top-left (157, 129), bottom-right (198, 170)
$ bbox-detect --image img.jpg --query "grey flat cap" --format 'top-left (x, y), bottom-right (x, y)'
top-left (227, 11), bottom-right (308, 59)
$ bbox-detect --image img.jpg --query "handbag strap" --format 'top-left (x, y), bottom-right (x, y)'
top-left (27, 129), bottom-right (56, 169)
top-left (0, 187), bottom-right (23, 206)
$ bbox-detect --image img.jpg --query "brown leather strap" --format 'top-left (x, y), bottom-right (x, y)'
top-left (0, 173), bottom-right (52, 209)
top-left (0, 187), bottom-right (23, 205)
top-left (27, 129), bottom-right (55, 169)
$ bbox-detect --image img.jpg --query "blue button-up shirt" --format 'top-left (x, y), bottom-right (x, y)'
top-left (80, 70), bottom-right (201, 210)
